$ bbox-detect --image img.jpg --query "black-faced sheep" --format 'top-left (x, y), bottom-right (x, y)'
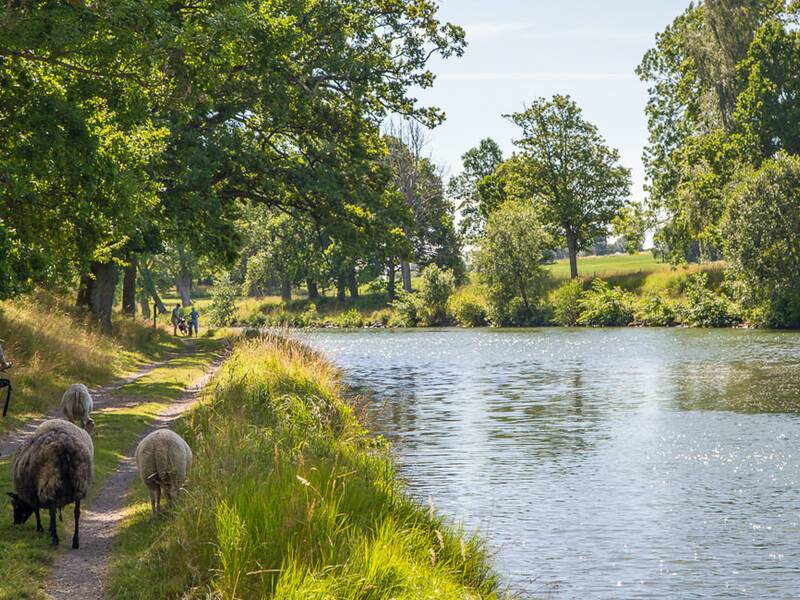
top-left (135, 429), bottom-right (192, 516)
top-left (8, 419), bottom-right (94, 548)
top-left (60, 383), bottom-right (95, 434)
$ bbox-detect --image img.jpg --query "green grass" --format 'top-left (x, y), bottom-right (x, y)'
top-left (0, 336), bottom-right (227, 600)
top-left (546, 252), bottom-right (668, 279)
top-left (107, 336), bottom-right (503, 599)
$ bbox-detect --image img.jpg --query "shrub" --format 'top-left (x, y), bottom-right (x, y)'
top-left (389, 293), bottom-right (419, 327)
top-left (577, 279), bottom-right (635, 327)
top-left (679, 273), bottom-right (739, 328)
top-left (415, 265), bottom-right (455, 326)
top-left (366, 279), bottom-right (387, 295)
top-left (549, 279), bottom-right (584, 326)
top-left (367, 308), bottom-right (393, 327)
top-left (723, 153), bottom-right (800, 328)
top-left (301, 303), bottom-right (321, 328)
top-left (475, 202), bottom-right (551, 327)
top-left (336, 308), bottom-right (364, 329)
top-left (448, 290), bottom-right (487, 327)
top-left (636, 293), bottom-right (676, 327)
top-left (208, 274), bottom-right (239, 327)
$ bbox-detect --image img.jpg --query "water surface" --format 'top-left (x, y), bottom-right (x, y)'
top-left (299, 328), bottom-right (800, 599)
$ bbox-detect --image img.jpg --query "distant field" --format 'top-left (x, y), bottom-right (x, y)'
top-left (547, 252), bottom-right (669, 279)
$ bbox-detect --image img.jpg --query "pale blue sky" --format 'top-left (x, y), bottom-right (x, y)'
top-left (414, 0), bottom-right (692, 201)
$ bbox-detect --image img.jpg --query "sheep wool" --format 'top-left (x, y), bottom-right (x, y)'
top-left (61, 383), bottom-right (95, 434)
top-left (10, 419), bottom-right (94, 547)
top-left (135, 429), bottom-right (193, 515)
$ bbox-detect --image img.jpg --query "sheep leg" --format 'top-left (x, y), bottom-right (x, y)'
top-left (164, 484), bottom-right (174, 507)
top-left (48, 505), bottom-right (59, 546)
top-left (155, 485), bottom-right (162, 514)
top-left (34, 509), bottom-right (43, 533)
top-left (148, 487), bottom-right (156, 516)
top-left (72, 500), bottom-right (80, 549)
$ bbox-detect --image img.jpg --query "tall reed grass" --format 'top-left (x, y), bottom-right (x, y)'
top-left (108, 336), bottom-right (503, 599)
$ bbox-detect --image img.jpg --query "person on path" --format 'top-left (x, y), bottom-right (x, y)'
top-left (171, 303), bottom-right (181, 336)
top-left (189, 307), bottom-right (199, 337)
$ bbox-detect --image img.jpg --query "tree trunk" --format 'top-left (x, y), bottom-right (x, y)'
top-left (336, 275), bottom-right (347, 302)
top-left (306, 279), bottom-right (319, 300)
top-left (139, 287), bottom-right (151, 320)
top-left (88, 261), bottom-right (119, 334)
top-left (175, 274), bottom-right (192, 306)
top-left (76, 274), bottom-right (92, 308)
top-left (280, 280), bottom-right (292, 303)
top-left (139, 262), bottom-right (167, 314)
top-left (400, 261), bottom-right (412, 293)
top-left (566, 231), bottom-right (579, 279)
top-left (348, 268), bottom-right (359, 299)
top-left (122, 255), bottom-right (137, 318)
top-left (387, 260), bottom-right (396, 302)
top-left (175, 245), bottom-right (192, 306)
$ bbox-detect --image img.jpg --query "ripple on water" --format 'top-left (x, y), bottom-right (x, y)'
top-left (297, 328), bottom-right (800, 598)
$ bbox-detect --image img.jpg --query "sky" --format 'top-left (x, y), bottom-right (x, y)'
top-left (412, 0), bottom-right (692, 202)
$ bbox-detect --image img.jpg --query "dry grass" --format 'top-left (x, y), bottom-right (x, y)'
top-left (0, 290), bottom-right (184, 435)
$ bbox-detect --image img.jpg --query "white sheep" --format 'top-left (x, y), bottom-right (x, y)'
top-left (60, 383), bottom-right (95, 434)
top-left (135, 429), bottom-right (193, 515)
top-left (8, 419), bottom-right (94, 548)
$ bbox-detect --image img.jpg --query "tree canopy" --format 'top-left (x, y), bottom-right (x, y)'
top-left (0, 0), bottom-right (465, 329)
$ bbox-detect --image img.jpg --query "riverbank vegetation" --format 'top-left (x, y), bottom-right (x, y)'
top-left (5, 2), bottom-right (800, 335)
top-left (107, 336), bottom-right (500, 599)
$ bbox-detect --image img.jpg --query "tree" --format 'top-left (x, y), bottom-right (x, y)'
top-left (385, 122), bottom-right (464, 291)
top-left (723, 153), bottom-right (800, 327)
top-left (505, 95), bottom-right (632, 278)
top-left (414, 264), bottom-right (455, 326)
top-left (475, 201), bottom-right (551, 326)
top-left (0, 0), bottom-right (465, 332)
top-left (636, 1), bottom-right (787, 262)
top-left (448, 139), bottom-right (504, 241)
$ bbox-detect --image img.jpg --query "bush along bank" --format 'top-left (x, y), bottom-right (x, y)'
top-left (234, 265), bottom-right (749, 330)
top-left (107, 336), bottom-right (501, 599)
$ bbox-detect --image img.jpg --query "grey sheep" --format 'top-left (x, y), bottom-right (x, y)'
top-left (135, 429), bottom-right (192, 515)
top-left (8, 419), bottom-right (94, 548)
top-left (60, 383), bottom-right (95, 434)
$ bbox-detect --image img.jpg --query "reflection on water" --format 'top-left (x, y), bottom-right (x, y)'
top-left (298, 328), bottom-right (800, 598)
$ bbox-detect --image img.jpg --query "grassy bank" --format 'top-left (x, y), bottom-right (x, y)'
top-left (108, 336), bottom-right (501, 599)
top-left (0, 335), bottom-right (226, 600)
top-left (230, 254), bottom-right (728, 329)
top-left (0, 290), bottom-right (189, 436)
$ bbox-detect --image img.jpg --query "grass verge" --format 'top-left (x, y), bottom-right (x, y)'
top-left (107, 335), bottom-right (502, 599)
top-left (0, 336), bottom-right (226, 600)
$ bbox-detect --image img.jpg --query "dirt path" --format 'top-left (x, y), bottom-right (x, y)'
top-left (0, 348), bottom-right (189, 459)
top-left (45, 349), bottom-right (228, 600)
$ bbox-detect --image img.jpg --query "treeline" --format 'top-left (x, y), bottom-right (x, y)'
top-left (233, 121), bottom-right (464, 306)
top-left (450, 0), bottom-right (800, 329)
top-left (0, 0), bottom-right (465, 331)
top-left (637, 0), bottom-right (800, 327)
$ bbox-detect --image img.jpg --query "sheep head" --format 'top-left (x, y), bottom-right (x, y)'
top-left (7, 493), bottom-right (33, 524)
